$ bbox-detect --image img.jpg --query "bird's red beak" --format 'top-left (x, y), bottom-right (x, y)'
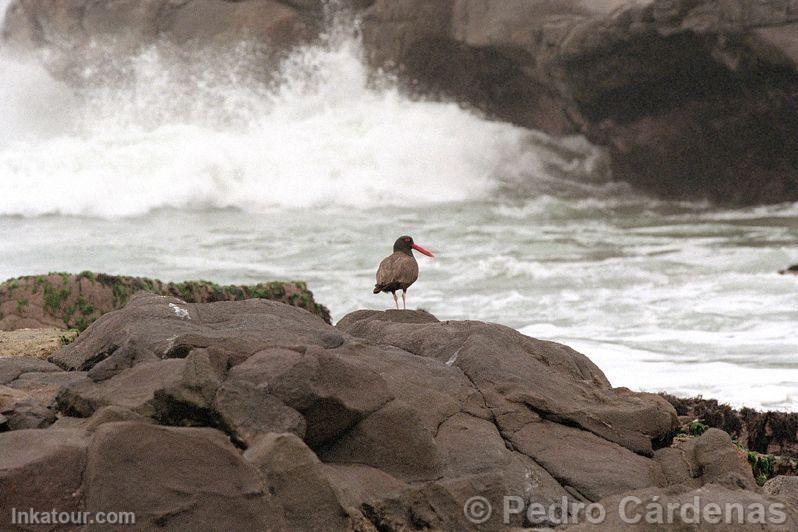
top-left (412, 243), bottom-right (435, 257)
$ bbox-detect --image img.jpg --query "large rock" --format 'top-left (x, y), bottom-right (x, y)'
top-left (84, 422), bottom-right (287, 530)
top-left (0, 272), bottom-right (330, 331)
top-left (0, 384), bottom-right (56, 429)
top-left (357, 0), bottom-right (798, 204)
top-left (0, 355), bottom-right (60, 383)
top-left (245, 432), bottom-right (358, 531)
top-left (48, 293), bottom-right (342, 372)
top-left (56, 359), bottom-right (187, 417)
top-left (0, 429), bottom-right (89, 529)
top-left (337, 310), bottom-right (678, 456)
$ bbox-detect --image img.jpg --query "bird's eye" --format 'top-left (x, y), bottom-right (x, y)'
top-left (404, 237), bottom-right (410, 242)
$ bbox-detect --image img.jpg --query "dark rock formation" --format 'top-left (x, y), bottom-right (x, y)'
top-left (0, 298), bottom-right (794, 529)
top-left (0, 272), bottom-right (330, 330)
top-left (358, 0), bottom-right (798, 205)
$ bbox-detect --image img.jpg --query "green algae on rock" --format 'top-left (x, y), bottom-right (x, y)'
top-left (0, 272), bottom-right (330, 331)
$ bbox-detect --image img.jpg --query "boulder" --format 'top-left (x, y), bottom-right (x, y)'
top-left (49, 293), bottom-right (342, 372)
top-left (232, 346), bottom-right (393, 449)
top-left (0, 384), bottom-right (55, 429)
top-left (244, 432), bottom-right (356, 531)
top-left (151, 348), bottom-right (224, 426)
top-left (0, 355), bottom-right (60, 383)
top-left (337, 310), bottom-right (678, 456)
top-left (0, 429), bottom-right (89, 529)
top-left (214, 378), bottom-right (307, 446)
top-left (7, 370), bottom-right (88, 404)
top-left (0, 272), bottom-right (330, 332)
top-left (84, 422), bottom-right (287, 530)
top-left (56, 359), bottom-right (186, 417)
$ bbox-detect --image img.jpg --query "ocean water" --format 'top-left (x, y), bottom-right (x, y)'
top-left (0, 3), bottom-right (796, 410)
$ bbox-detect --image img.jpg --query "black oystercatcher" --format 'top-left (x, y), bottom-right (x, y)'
top-left (374, 236), bottom-right (435, 309)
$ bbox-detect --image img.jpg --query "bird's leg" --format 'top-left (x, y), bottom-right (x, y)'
top-left (392, 291), bottom-right (399, 309)
top-left (401, 290), bottom-right (406, 310)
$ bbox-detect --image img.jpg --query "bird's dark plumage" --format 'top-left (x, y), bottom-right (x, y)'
top-left (373, 236), bottom-right (434, 309)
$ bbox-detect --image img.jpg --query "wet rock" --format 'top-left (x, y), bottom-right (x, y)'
top-left (780, 264), bottom-right (798, 275)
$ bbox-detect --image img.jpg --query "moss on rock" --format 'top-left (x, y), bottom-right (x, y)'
top-left (0, 273), bottom-right (330, 331)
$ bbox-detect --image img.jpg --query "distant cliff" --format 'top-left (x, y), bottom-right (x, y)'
top-left (3, 0), bottom-right (798, 205)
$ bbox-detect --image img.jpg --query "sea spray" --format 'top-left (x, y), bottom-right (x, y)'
top-left (0, 3), bottom-right (603, 218)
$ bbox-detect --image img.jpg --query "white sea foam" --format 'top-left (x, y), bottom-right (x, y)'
top-left (0, 12), bottom-right (601, 218)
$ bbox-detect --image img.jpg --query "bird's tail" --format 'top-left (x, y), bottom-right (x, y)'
top-left (373, 284), bottom-right (383, 294)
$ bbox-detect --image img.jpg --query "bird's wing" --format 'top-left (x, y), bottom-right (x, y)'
top-left (376, 253), bottom-right (418, 286)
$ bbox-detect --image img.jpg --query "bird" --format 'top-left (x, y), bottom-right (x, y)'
top-left (374, 235), bottom-right (435, 310)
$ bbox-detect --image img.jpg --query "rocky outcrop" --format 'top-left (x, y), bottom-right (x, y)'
top-left (0, 272), bottom-right (330, 330)
top-left (0, 297), bottom-right (794, 529)
top-left (358, 0), bottom-right (798, 204)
